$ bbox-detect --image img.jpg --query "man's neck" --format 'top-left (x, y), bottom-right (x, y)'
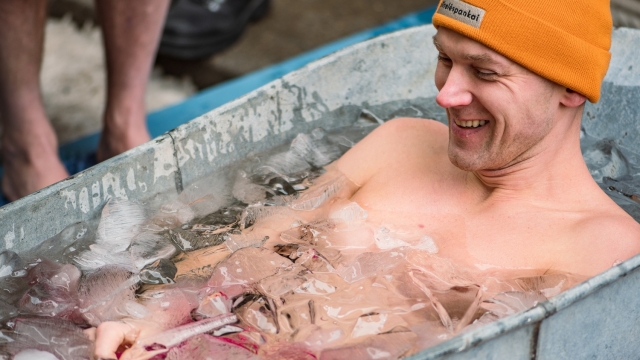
top-left (469, 121), bottom-right (594, 206)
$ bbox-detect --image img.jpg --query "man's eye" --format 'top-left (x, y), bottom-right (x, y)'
top-left (475, 69), bottom-right (497, 79)
top-left (437, 55), bottom-right (452, 64)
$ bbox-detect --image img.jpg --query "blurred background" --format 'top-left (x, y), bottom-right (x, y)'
top-left (41, 0), bottom-right (640, 147)
top-left (43, 0), bottom-right (437, 146)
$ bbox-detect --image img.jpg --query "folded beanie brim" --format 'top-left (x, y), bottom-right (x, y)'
top-left (433, 0), bottom-right (611, 103)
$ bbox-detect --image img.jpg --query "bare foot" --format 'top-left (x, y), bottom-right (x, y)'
top-left (1, 126), bottom-right (69, 201)
top-left (96, 110), bottom-right (151, 162)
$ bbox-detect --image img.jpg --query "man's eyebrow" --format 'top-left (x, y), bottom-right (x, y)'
top-left (465, 53), bottom-right (497, 63)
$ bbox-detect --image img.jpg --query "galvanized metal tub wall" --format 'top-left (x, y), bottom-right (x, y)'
top-left (1, 25), bottom-right (639, 359)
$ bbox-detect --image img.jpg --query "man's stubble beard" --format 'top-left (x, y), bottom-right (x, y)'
top-left (446, 113), bottom-right (555, 173)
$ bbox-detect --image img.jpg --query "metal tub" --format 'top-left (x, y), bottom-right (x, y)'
top-left (1, 25), bottom-right (639, 359)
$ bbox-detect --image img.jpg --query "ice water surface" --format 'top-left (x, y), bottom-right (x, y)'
top-left (0, 111), bottom-right (637, 359)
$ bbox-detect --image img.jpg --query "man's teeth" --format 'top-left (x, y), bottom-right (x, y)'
top-left (455, 120), bottom-right (487, 128)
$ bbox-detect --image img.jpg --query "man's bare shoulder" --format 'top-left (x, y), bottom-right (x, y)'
top-left (570, 206), bottom-right (640, 276)
top-left (336, 118), bottom-right (449, 185)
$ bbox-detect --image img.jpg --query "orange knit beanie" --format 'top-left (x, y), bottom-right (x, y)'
top-left (432, 0), bottom-right (612, 103)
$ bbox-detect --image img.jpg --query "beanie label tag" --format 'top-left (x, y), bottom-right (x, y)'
top-left (437, 0), bottom-right (485, 29)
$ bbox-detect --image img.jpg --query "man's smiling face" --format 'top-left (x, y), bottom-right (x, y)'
top-left (433, 27), bottom-right (565, 172)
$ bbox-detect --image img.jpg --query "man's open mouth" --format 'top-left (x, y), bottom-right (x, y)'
top-left (454, 119), bottom-right (487, 128)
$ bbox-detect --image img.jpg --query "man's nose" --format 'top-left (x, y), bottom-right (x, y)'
top-left (436, 67), bottom-right (473, 109)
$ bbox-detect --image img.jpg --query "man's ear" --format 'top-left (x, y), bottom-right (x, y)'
top-left (560, 88), bottom-right (587, 108)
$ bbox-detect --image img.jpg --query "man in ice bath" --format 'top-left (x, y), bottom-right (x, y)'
top-left (93, 0), bottom-right (640, 357)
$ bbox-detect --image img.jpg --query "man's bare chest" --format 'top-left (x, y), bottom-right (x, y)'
top-left (348, 177), bottom-right (573, 272)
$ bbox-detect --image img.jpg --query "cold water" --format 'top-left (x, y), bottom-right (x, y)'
top-left (0, 111), bottom-right (637, 359)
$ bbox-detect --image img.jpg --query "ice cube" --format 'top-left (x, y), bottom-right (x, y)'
top-left (130, 232), bottom-right (177, 269)
top-left (0, 251), bottom-right (24, 279)
top-left (77, 266), bottom-right (139, 326)
top-left (289, 176), bottom-right (345, 211)
top-left (337, 251), bottom-right (405, 283)
top-left (18, 260), bottom-right (81, 320)
top-left (290, 131), bottom-right (342, 168)
top-left (329, 202), bottom-right (368, 226)
top-left (207, 247), bottom-right (293, 287)
top-left (170, 227), bottom-right (227, 252)
top-left (14, 349), bottom-right (59, 360)
top-left (515, 274), bottom-right (567, 298)
top-left (179, 173), bottom-right (233, 217)
top-left (233, 170), bottom-right (268, 204)
top-left (224, 232), bottom-right (269, 253)
top-left (319, 331), bottom-right (417, 360)
top-left (139, 258), bottom-right (178, 285)
top-left (4, 317), bottom-right (93, 360)
top-left (96, 199), bottom-right (147, 252)
top-left (23, 221), bottom-right (97, 264)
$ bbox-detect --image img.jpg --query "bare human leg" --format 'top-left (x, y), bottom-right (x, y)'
top-left (0, 0), bottom-right (69, 201)
top-left (95, 0), bottom-right (171, 162)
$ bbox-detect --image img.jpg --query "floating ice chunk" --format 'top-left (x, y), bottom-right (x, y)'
top-left (170, 226), bottom-right (229, 252)
top-left (207, 247), bottom-right (293, 287)
top-left (295, 278), bottom-right (336, 295)
top-left (351, 313), bottom-right (388, 338)
top-left (375, 227), bottom-right (411, 250)
top-left (515, 274), bottom-right (567, 298)
top-left (23, 221), bottom-right (96, 265)
top-left (179, 174), bottom-right (233, 218)
top-left (290, 130), bottom-right (342, 168)
top-left (5, 317), bottom-right (93, 360)
top-left (233, 294), bottom-right (278, 334)
top-left (14, 349), bottom-right (59, 360)
top-left (129, 232), bottom-right (176, 269)
top-left (18, 260), bottom-right (81, 320)
top-left (77, 266), bottom-right (139, 326)
top-left (125, 300), bottom-right (151, 318)
top-left (0, 250), bottom-right (23, 278)
top-left (257, 150), bottom-right (311, 180)
top-left (337, 251), bottom-right (405, 283)
top-left (139, 287), bottom-right (201, 329)
top-left (329, 202), bottom-right (368, 225)
top-left (96, 199), bottom-right (146, 252)
top-left (301, 326), bottom-right (345, 349)
top-left (73, 244), bottom-right (137, 272)
top-left (194, 292), bottom-right (231, 319)
top-left (328, 134), bottom-right (355, 148)
top-left (139, 259), bottom-right (178, 285)
top-left (374, 227), bottom-right (439, 253)
top-left (415, 236), bottom-right (439, 254)
top-left (258, 270), bottom-right (308, 298)
top-left (153, 200), bottom-right (196, 229)
top-left (408, 271), bottom-right (454, 332)
top-left (224, 232), bottom-right (268, 253)
top-left (130, 232), bottom-right (177, 269)
top-left (233, 170), bottom-right (268, 204)
top-left (319, 331), bottom-right (417, 360)
top-left (240, 204), bottom-right (292, 229)
top-left (290, 176), bottom-right (345, 211)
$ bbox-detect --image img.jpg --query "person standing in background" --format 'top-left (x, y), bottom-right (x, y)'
top-left (0, 0), bottom-right (171, 202)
